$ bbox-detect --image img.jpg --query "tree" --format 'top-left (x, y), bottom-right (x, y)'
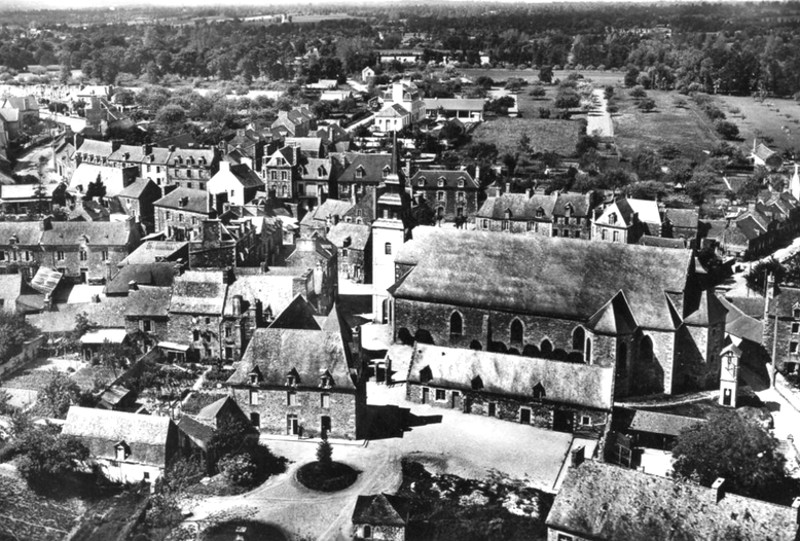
top-left (745, 258), bottom-right (785, 293)
top-left (85, 175), bottom-right (107, 200)
top-left (684, 170), bottom-right (716, 205)
top-left (629, 85), bottom-right (647, 98)
top-left (638, 98), bottom-right (656, 112)
top-left (218, 453), bottom-right (257, 488)
top-left (10, 423), bottom-right (90, 487)
top-left (0, 312), bottom-right (38, 360)
top-left (736, 175), bottom-right (762, 201)
top-left (529, 85), bottom-right (546, 98)
top-left (0, 389), bottom-right (13, 415)
top-left (208, 416), bottom-right (257, 471)
top-left (316, 432), bottom-right (333, 471)
top-left (624, 67), bottom-right (640, 87)
top-left (36, 370), bottom-right (81, 419)
top-left (538, 65), bottom-right (553, 84)
top-left (672, 411), bottom-right (787, 502)
top-left (715, 120), bottom-right (740, 140)
top-left (554, 90), bottom-right (580, 110)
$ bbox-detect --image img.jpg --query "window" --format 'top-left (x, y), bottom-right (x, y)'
top-left (287, 391), bottom-right (298, 406)
top-left (281, 171), bottom-right (288, 180)
top-left (147, 165), bottom-right (151, 172)
top-left (552, 229), bottom-right (559, 237)
top-left (225, 326), bottom-right (232, 338)
top-left (435, 389), bottom-right (446, 401)
top-left (437, 191), bottom-right (445, 201)
top-left (249, 389), bottom-right (259, 405)
top-left (533, 382), bottom-right (546, 400)
top-left (250, 412), bottom-right (260, 428)
top-left (0, 251), bottom-right (5, 262)
top-left (363, 525), bottom-right (372, 539)
top-left (519, 407), bottom-right (531, 424)
top-left (143, 471), bottom-right (150, 481)
top-left (205, 317), bottom-right (211, 325)
top-left (601, 229), bottom-right (607, 240)
top-left (157, 166), bottom-right (161, 173)
top-left (178, 213), bottom-right (183, 221)
top-left (141, 319), bottom-right (152, 332)
top-left (572, 327), bottom-right (585, 351)
top-left (791, 342), bottom-right (799, 354)
top-left (165, 211), bottom-right (171, 220)
top-left (794, 308), bottom-right (800, 319)
top-left (557, 534), bottom-right (574, 541)
top-left (457, 177), bottom-right (465, 188)
top-left (192, 329), bottom-right (199, 341)
top-left (510, 319), bottom-right (523, 343)
top-left (418, 178), bottom-right (425, 187)
top-left (456, 191), bottom-right (465, 202)
top-left (356, 166), bottom-right (365, 178)
top-left (24, 251), bottom-right (31, 261)
top-left (483, 219), bottom-right (489, 230)
top-left (187, 182), bottom-right (193, 189)
top-left (502, 220), bottom-right (510, 231)
top-left (287, 374), bottom-right (297, 386)
top-left (320, 374), bottom-right (332, 388)
top-left (608, 212), bottom-right (617, 225)
top-left (580, 415), bottom-right (592, 427)
top-left (384, 242), bottom-right (392, 255)
top-left (79, 249), bottom-right (87, 261)
top-left (613, 230), bottom-right (620, 243)
top-left (450, 311), bottom-right (463, 337)
top-left (115, 445), bottom-right (126, 461)
top-left (342, 248), bottom-right (348, 257)
top-left (101, 250), bottom-right (108, 261)
top-left (321, 393), bottom-right (330, 408)
top-left (186, 169), bottom-right (192, 178)
top-left (271, 171), bottom-right (277, 180)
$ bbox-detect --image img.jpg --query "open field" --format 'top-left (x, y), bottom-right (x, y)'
top-left (455, 68), bottom-right (623, 87)
top-left (472, 117), bottom-right (581, 156)
top-left (713, 95), bottom-right (800, 154)
top-left (613, 89), bottom-right (720, 159)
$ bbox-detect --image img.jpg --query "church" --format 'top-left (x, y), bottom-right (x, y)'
top-left (388, 227), bottom-right (726, 397)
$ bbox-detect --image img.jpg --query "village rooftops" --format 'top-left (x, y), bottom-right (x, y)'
top-left (410, 169), bottom-right (479, 190)
top-left (108, 144), bottom-right (149, 164)
top-left (62, 407), bottom-right (175, 469)
top-left (76, 139), bottom-right (116, 158)
top-left (337, 153), bottom-right (394, 184)
top-left (546, 460), bottom-right (800, 541)
top-left (166, 147), bottom-right (216, 167)
top-left (228, 327), bottom-right (355, 389)
top-left (325, 222), bottom-right (371, 251)
top-left (222, 271), bottom-right (309, 318)
top-left (423, 98), bottom-right (485, 112)
top-left (299, 198), bottom-right (355, 228)
top-left (408, 343), bottom-right (614, 410)
top-left (40, 219), bottom-right (136, 247)
top-left (125, 285), bottom-right (172, 318)
top-left (477, 192), bottom-right (557, 221)
top-left (106, 263), bottom-right (178, 295)
top-left (169, 270), bottom-right (228, 315)
top-left (68, 163), bottom-right (136, 196)
top-left (352, 493), bottom-right (409, 527)
top-left (393, 227), bottom-right (695, 331)
top-left (118, 178), bottom-right (158, 199)
top-left (153, 187), bottom-right (212, 214)
top-left (0, 221), bottom-right (45, 245)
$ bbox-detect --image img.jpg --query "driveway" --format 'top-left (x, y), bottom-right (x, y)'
top-left (184, 383), bottom-right (576, 540)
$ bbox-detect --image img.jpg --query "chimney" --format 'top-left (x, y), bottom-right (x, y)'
top-left (792, 497), bottom-right (800, 525)
top-left (570, 446), bottom-right (585, 468)
top-left (169, 145), bottom-right (176, 152)
top-left (128, 280), bottom-right (138, 292)
top-left (711, 478), bottom-right (725, 503)
top-left (142, 143), bottom-right (152, 156)
top-left (475, 165), bottom-right (481, 183)
top-left (525, 188), bottom-right (532, 198)
top-left (232, 294), bottom-right (243, 316)
top-left (218, 160), bottom-right (230, 173)
top-left (332, 214), bottom-right (340, 225)
top-left (505, 182), bottom-right (510, 194)
top-left (39, 216), bottom-right (52, 231)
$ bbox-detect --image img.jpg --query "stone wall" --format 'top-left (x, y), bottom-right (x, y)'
top-left (167, 313), bottom-right (222, 361)
top-left (352, 523), bottom-right (405, 541)
top-left (125, 316), bottom-right (169, 342)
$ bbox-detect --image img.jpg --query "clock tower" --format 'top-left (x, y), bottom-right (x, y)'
top-left (719, 343), bottom-right (741, 408)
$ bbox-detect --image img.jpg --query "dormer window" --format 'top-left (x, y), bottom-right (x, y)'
top-left (318, 166), bottom-right (326, 177)
top-left (356, 166), bottom-right (366, 179)
top-left (536, 207), bottom-right (544, 218)
top-left (320, 372), bottom-right (333, 388)
top-left (249, 368), bottom-right (261, 385)
top-left (533, 382), bottom-right (546, 400)
top-left (418, 177), bottom-right (425, 187)
top-left (608, 212), bottom-right (617, 225)
top-left (505, 209), bottom-right (512, 220)
top-left (286, 369), bottom-right (299, 387)
top-left (457, 177), bottom-right (465, 188)
top-left (115, 441), bottom-right (129, 461)
top-left (564, 203), bottom-right (573, 217)
top-left (382, 166), bottom-right (391, 178)
top-left (437, 177), bottom-right (445, 187)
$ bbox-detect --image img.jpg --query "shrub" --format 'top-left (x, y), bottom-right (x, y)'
top-left (538, 107), bottom-right (551, 119)
top-left (316, 434), bottom-right (333, 470)
top-left (218, 453), bottom-right (257, 488)
top-left (529, 86), bottom-right (546, 98)
top-left (629, 85), bottom-right (647, 98)
top-left (638, 98), bottom-right (656, 112)
top-left (715, 120), bottom-right (740, 140)
top-left (296, 461), bottom-right (358, 492)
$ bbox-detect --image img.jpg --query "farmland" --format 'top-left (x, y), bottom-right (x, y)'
top-left (713, 95), bottom-right (800, 154)
top-left (471, 117), bottom-right (581, 157)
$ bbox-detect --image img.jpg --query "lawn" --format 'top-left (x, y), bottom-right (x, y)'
top-left (471, 117), bottom-right (581, 156)
top-left (613, 89), bottom-right (721, 160)
top-left (713, 94), bottom-right (800, 154)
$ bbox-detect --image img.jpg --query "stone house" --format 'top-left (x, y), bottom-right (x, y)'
top-left (68, 162), bottom-right (139, 199)
top-left (763, 282), bottom-right (800, 376)
top-left (0, 183), bottom-right (66, 216)
top-left (226, 321), bottom-right (365, 439)
top-left (477, 191), bottom-right (557, 235)
top-left (153, 187), bottom-right (216, 242)
top-left (166, 147), bottom-right (219, 190)
top-left (0, 221), bottom-right (46, 279)
top-left (592, 197), bottom-right (662, 244)
top-left (38, 218), bottom-right (141, 284)
top-left (286, 236), bottom-right (338, 315)
top-left (177, 396), bottom-right (255, 466)
top-left (225, 129), bottom-right (266, 171)
top-left (124, 285), bottom-right (172, 344)
top-left (409, 169), bottom-right (480, 223)
top-left (662, 207), bottom-right (700, 246)
top-left (374, 103), bottom-right (411, 133)
top-left (336, 153), bottom-right (393, 205)
top-left (206, 161), bottom-right (264, 208)
top-left (262, 145), bottom-right (302, 200)
top-left (166, 269), bottom-right (230, 362)
top-left (299, 198), bottom-right (355, 239)
top-left (552, 192), bottom-right (595, 239)
top-left (62, 406), bottom-right (179, 485)
top-left (326, 222), bottom-right (372, 284)
top-left (750, 140), bottom-right (783, 170)
top-left (108, 143), bottom-right (149, 170)
top-left (407, 343), bottom-right (614, 435)
top-left (53, 135), bottom-right (77, 181)
top-left (74, 139), bottom-right (118, 166)
top-left (1, 96), bottom-right (39, 132)
top-left (270, 106), bottom-right (315, 138)
top-left (187, 218), bottom-right (260, 270)
top-left (390, 227), bottom-right (725, 397)
top-left (298, 156), bottom-right (341, 207)
top-left (140, 146), bottom-right (173, 187)
top-left (352, 493), bottom-right (409, 541)
top-left (546, 460), bottom-right (800, 541)
top-left (116, 178), bottom-right (161, 233)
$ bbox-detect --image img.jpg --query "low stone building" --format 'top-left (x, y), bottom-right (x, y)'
top-left (206, 161), bottom-right (264, 208)
top-left (124, 285), bottom-right (172, 344)
top-left (117, 178), bottom-right (161, 233)
top-left (352, 493), bottom-right (409, 541)
top-left (226, 322), bottom-right (365, 440)
top-left (326, 222), bottom-right (372, 284)
top-left (0, 221), bottom-right (45, 279)
top-left (286, 236), bottom-right (338, 315)
top-left (592, 197), bottom-right (662, 244)
top-left (409, 169), bottom-right (480, 223)
top-left (153, 187), bottom-right (216, 242)
top-left (62, 406), bottom-right (179, 485)
top-left (406, 343), bottom-right (613, 435)
top-left (763, 281), bottom-right (800, 376)
top-left (166, 270), bottom-right (230, 362)
top-left (546, 460), bottom-right (800, 541)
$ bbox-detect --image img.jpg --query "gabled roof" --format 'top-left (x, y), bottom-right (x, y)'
top-left (107, 264), bottom-right (178, 295)
top-left (26, 297), bottom-right (128, 333)
top-left (394, 228), bottom-right (692, 331)
top-left (376, 103), bottom-right (410, 118)
top-left (301, 157), bottom-right (338, 181)
top-left (76, 139), bottom-right (115, 158)
top-left (752, 142), bottom-right (778, 162)
top-left (119, 241), bottom-right (188, 266)
top-left (768, 285), bottom-right (800, 318)
top-left (552, 192), bottom-right (592, 217)
top-left (476, 193), bottom-right (557, 221)
top-left (268, 294), bottom-right (320, 330)
top-left (228, 327), bottom-right (355, 389)
top-left (585, 291), bottom-right (637, 335)
top-left (29, 266), bottom-right (62, 295)
top-left (0, 108), bottom-right (19, 123)
top-left (125, 285), bottom-right (172, 317)
top-left (717, 294), bottom-right (763, 344)
top-left (639, 235), bottom-right (686, 249)
top-left (326, 222), bottom-right (371, 251)
top-left (300, 199), bottom-right (354, 228)
top-left (546, 460), bottom-right (800, 541)
top-left (40, 220), bottom-right (134, 246)
top-left (222, 271), bottom-right (305, 318)
top-left (287, 236), bottom-right (337, 265)
top-left (0, 221), bottom-right (43, 245)
top-left (338, 153), bottom-right (393, 184)
top-left (684, 290), bottom-right (727, 326)
top-left (177, 416), bottom-right (214, 446)
top-left (423, 98), bottom-right (485, 112)
top-left (153, 187), bottom-right (211, 214)
top-left (62, 406), bottom-right (175, 468)
top-left (68, 163), bottom-right (134, 196)
top-left (208, 163), bottom-right (264, 191)
top-left (166, 147), bottom-right (216, 167)
top-left (285, 137), bottom-right (323, 154)
top-left (408, 343), bottom-right (614, 410)
top-left (0, 183), bottom-right (64, 201)
top-left (118, 178), bottom-right (159, 199)
top-left (410, 170), bottom-right (479, 190)
top-left (628, 409), bottom-right (705, 436)
top-left (108, 144), bottom-right (147, 164)
top-left (352, 494), bottom-right (409, 526)
top-left (169, 270), bottom-right (227, 315)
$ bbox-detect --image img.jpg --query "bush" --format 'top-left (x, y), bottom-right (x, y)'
top-left (715, 120), bottom-right (740, 140)
top-left (296, 461), bottom-right (359, 492)
top-left (529, 86), bottom-right (546, 98)
top-left (638, 98), bottom-right (656, 112)
top-left (538, 107), bottom-right (551, 119)
top-left (629, 85), bottom-right (647, 98)
top-left (218, 453), bottom-right (257, 488)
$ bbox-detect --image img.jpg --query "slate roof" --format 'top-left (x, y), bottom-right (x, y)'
top-left (177, 416), bottom-right (214, 447)
top-left (0, 221), bottom-right (43, 245)
top-left (169, 270), bottom-right (227, 315)
top-left (76, 139), bottom-right (115, 158)
top-left (119, 241), bottom-right (188, 266)
top-left (0, 108), bottom-right (19, 123)
top-left (338, 153), bottom-right (393, 184)
top-left (301, 157), bottom-right (337, 181)
top-left (268, 294), bottom-right (320, 330)
top-left (477, 193), bottom-right (557, 221)
top-left (153, 187), bottom-right (211, 214)
top-left (222, 273), bottom-right (302, 317)
top-left (209, 164), bottom-right (264, 190)
top-left (118, 178), bottom-right (158, 199)
top-left (0, 183), bottom-right (63, 201)
top-left (108, 144), bottom-right (147, 164)
top-left (717, 294), bottom-right (763, 344)
top-left (29, 266), bottom-right (62, 296)
top-left (753, 142), bottom-right (779, 163)
top-left (287, 236), bottom-right (337, 266)
top-left (376, 103), bottom-right (409, 118)
top-left (552, 192), bottom-right (592, 216)
top-left (628, 409), bottom-right (705, 436)
top-left (394, 227), bottom-right (693, 331)
top-left (284, 137), bottom-right (323, 154)
top-left (300, 199), bottom-right (354, 228)
top-left (142, 146), bottom-right (172, 166)
top-left (26, 298), bottom-right (129, 333)
top-left (352, 494), bottom-right (409, 526)
top-left (106, 263), bottom-right (178, 295)
top-left (326, 222), bottom-right (371, 251)
top-left (228, 327), bottom-right (355, 389)
top-left (125, 286), bottom-right (172, 318)
top-left (407, 343), bottom-right (614, 410)
top-left (423, 98), bottom-right (485, 112)
top-left (684, 290), bottom-right (727, 326)
top-left (410, 170), bottom-right (479, 190)
top-left (639, 235), bottom-right (686, 249)
top-left (546, 460), bottom-right (800, 541)
top-left (768, 286), bottom-right (800, 318)
top-left (62, 407), bottom-right (175, 468)
top-left (664, 207), bottom-right (699, 229)
top-left (166, 147), bottom-right (216, 167)
top-left (40, 220), bottom-right (134, 246)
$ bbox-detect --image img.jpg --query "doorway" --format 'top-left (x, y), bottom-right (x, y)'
top-left (520, 408), bottom-right (531, 424)
top-left (287, 414), bottom-right (298, 435)
top-left (553, 410), bottom-right (575, 432)
top-left (321, 416), bottom-right (331, 437)
top-left (422, 387), bottom-right (429, 404)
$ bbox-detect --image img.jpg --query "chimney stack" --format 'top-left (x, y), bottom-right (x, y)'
top-left (128, 280), bottom-right (138, 292)
top-left (711, 478), bottom-right (725, 503)
top-left (505, 182), bottom-right (510, 194)
top-left (232, 294), bottom-right (243, 316)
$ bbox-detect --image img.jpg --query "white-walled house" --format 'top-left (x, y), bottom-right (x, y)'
top-left (207, 161), bottom-right (264, 207)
